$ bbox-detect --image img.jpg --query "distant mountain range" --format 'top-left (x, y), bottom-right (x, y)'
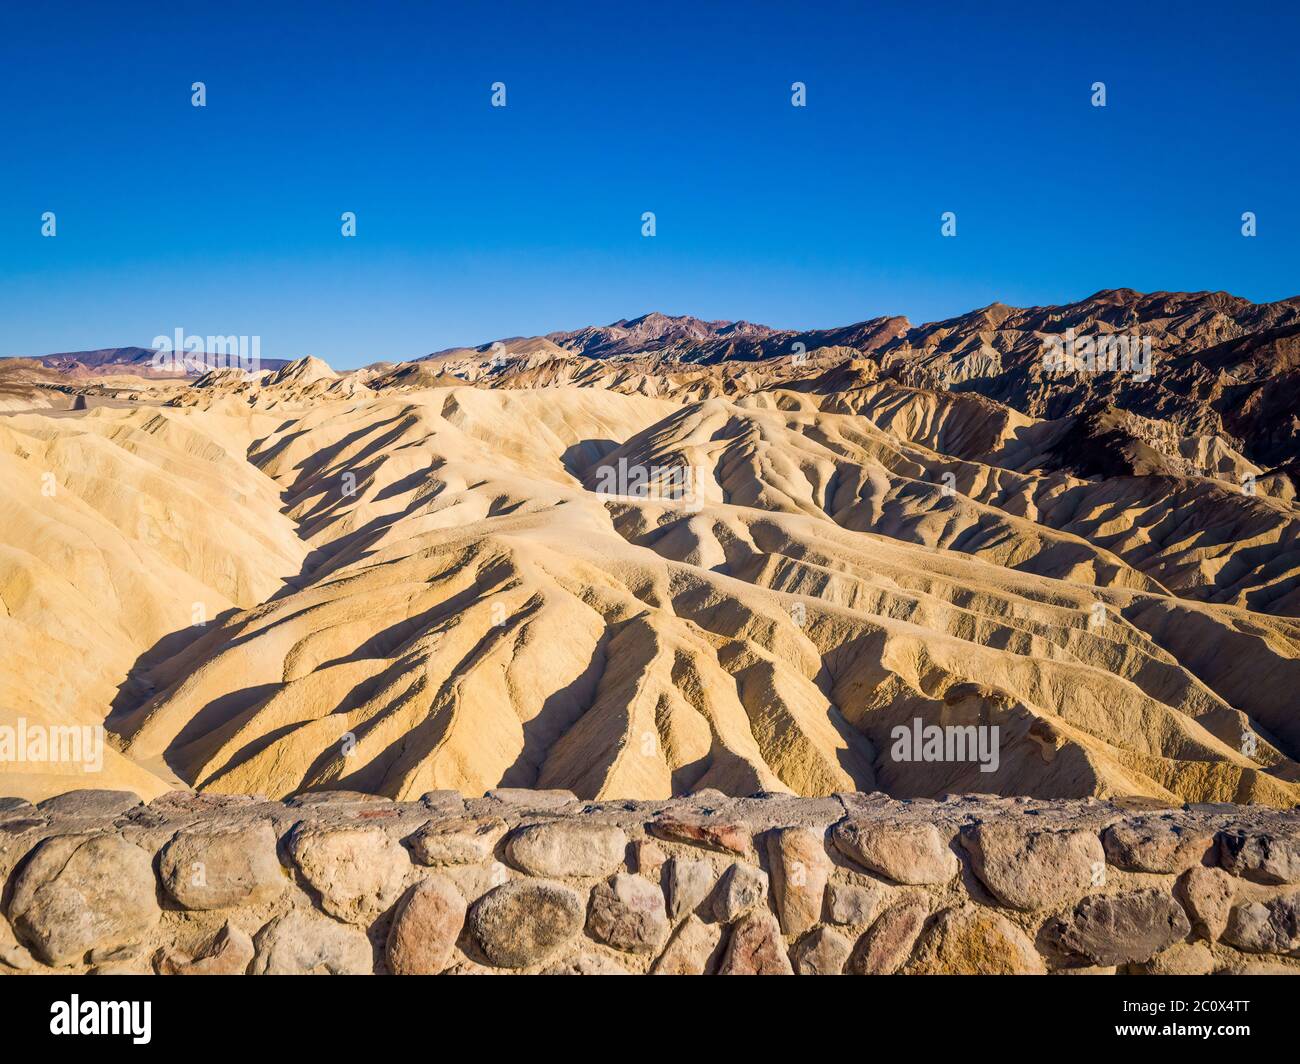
top-left (5, 347), bottom-right (294, 377)
top-left (425, 290), bottom-right (1300, 368)
top-left (420, 290), bottom-right (1300, 468)
top-left (421, 310), bottom-right (910, 365)
top-left (12, 290), bottom-right (1300, 469)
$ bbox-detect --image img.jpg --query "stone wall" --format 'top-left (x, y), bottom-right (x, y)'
top-left (1, 787), bottom-right (1297, 975)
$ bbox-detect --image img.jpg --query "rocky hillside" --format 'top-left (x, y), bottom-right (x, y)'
top-left (6, 347), bottom-right (294, 379)
top-left (421, 290), bottom-right (1300, 471)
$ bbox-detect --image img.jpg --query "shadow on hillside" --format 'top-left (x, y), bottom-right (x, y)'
top-left (561, 438), bottom-right (618, 480)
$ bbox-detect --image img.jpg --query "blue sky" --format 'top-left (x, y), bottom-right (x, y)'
top-left (1, 0), bottom-right (1296, 368)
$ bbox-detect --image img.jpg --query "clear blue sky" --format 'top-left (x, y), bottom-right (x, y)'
top-left (2, 0), bottom-right (1296, 368)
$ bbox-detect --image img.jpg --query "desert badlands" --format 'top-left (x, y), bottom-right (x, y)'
top-left (2, 289), bottom-right (1300, 976)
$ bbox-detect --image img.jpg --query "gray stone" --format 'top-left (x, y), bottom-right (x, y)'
top-left (792, 926), bottom-right (852, 975)
top-left (505, 821), bottom-right (627, 878)
top-left (833, 820), bottom-right (957, 885)
top-left (586, 873), bottom-right (670, 954)
top-left (469, 879), bottom-right (584, 968)
top-left (288, 824), bottom-right (410, 924)
top-left (665, 857), bottom-right (718, 921)
top-left (712, 861), bottom-right (769, 922)
top-left (1219, 831), bottom-right (1300, 885)
top-left (159, 820), bottom-right (285, 910)
top-left (1176, 866), bottom-right (1235, 941)
top-left (146, 791), bottom-right (263, 817)
top-left (385, 875), bottom-right (467, 974)
top-left (36, 790), bottom-right (142, 819)
top-left (962, 823), bottom-right (1104, 911)
top-left (1102, 820), bottom-right (1214, 874)
top-left (485, 787), bottom-right (577, 810)
top-left (286, 790), bottom-right (392, 808)
top-left (1221, 892), bottom-right (1300, 957)
top-left (7, 833), bottom-right (160, 967)
top-left (827, 881), bottom-right (892, 927)
top-left (1050, 889), bottom-right (1192, 965)
top-left (408, 816), bottom-right (506, 866)
top-left (251, 910), bottom-right (373, 974)
top-left (418, 790), bottom-right (465, 813)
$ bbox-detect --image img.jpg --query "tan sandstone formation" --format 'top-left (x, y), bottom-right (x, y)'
top-left (2, 290), bottom-right (1299, 809)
